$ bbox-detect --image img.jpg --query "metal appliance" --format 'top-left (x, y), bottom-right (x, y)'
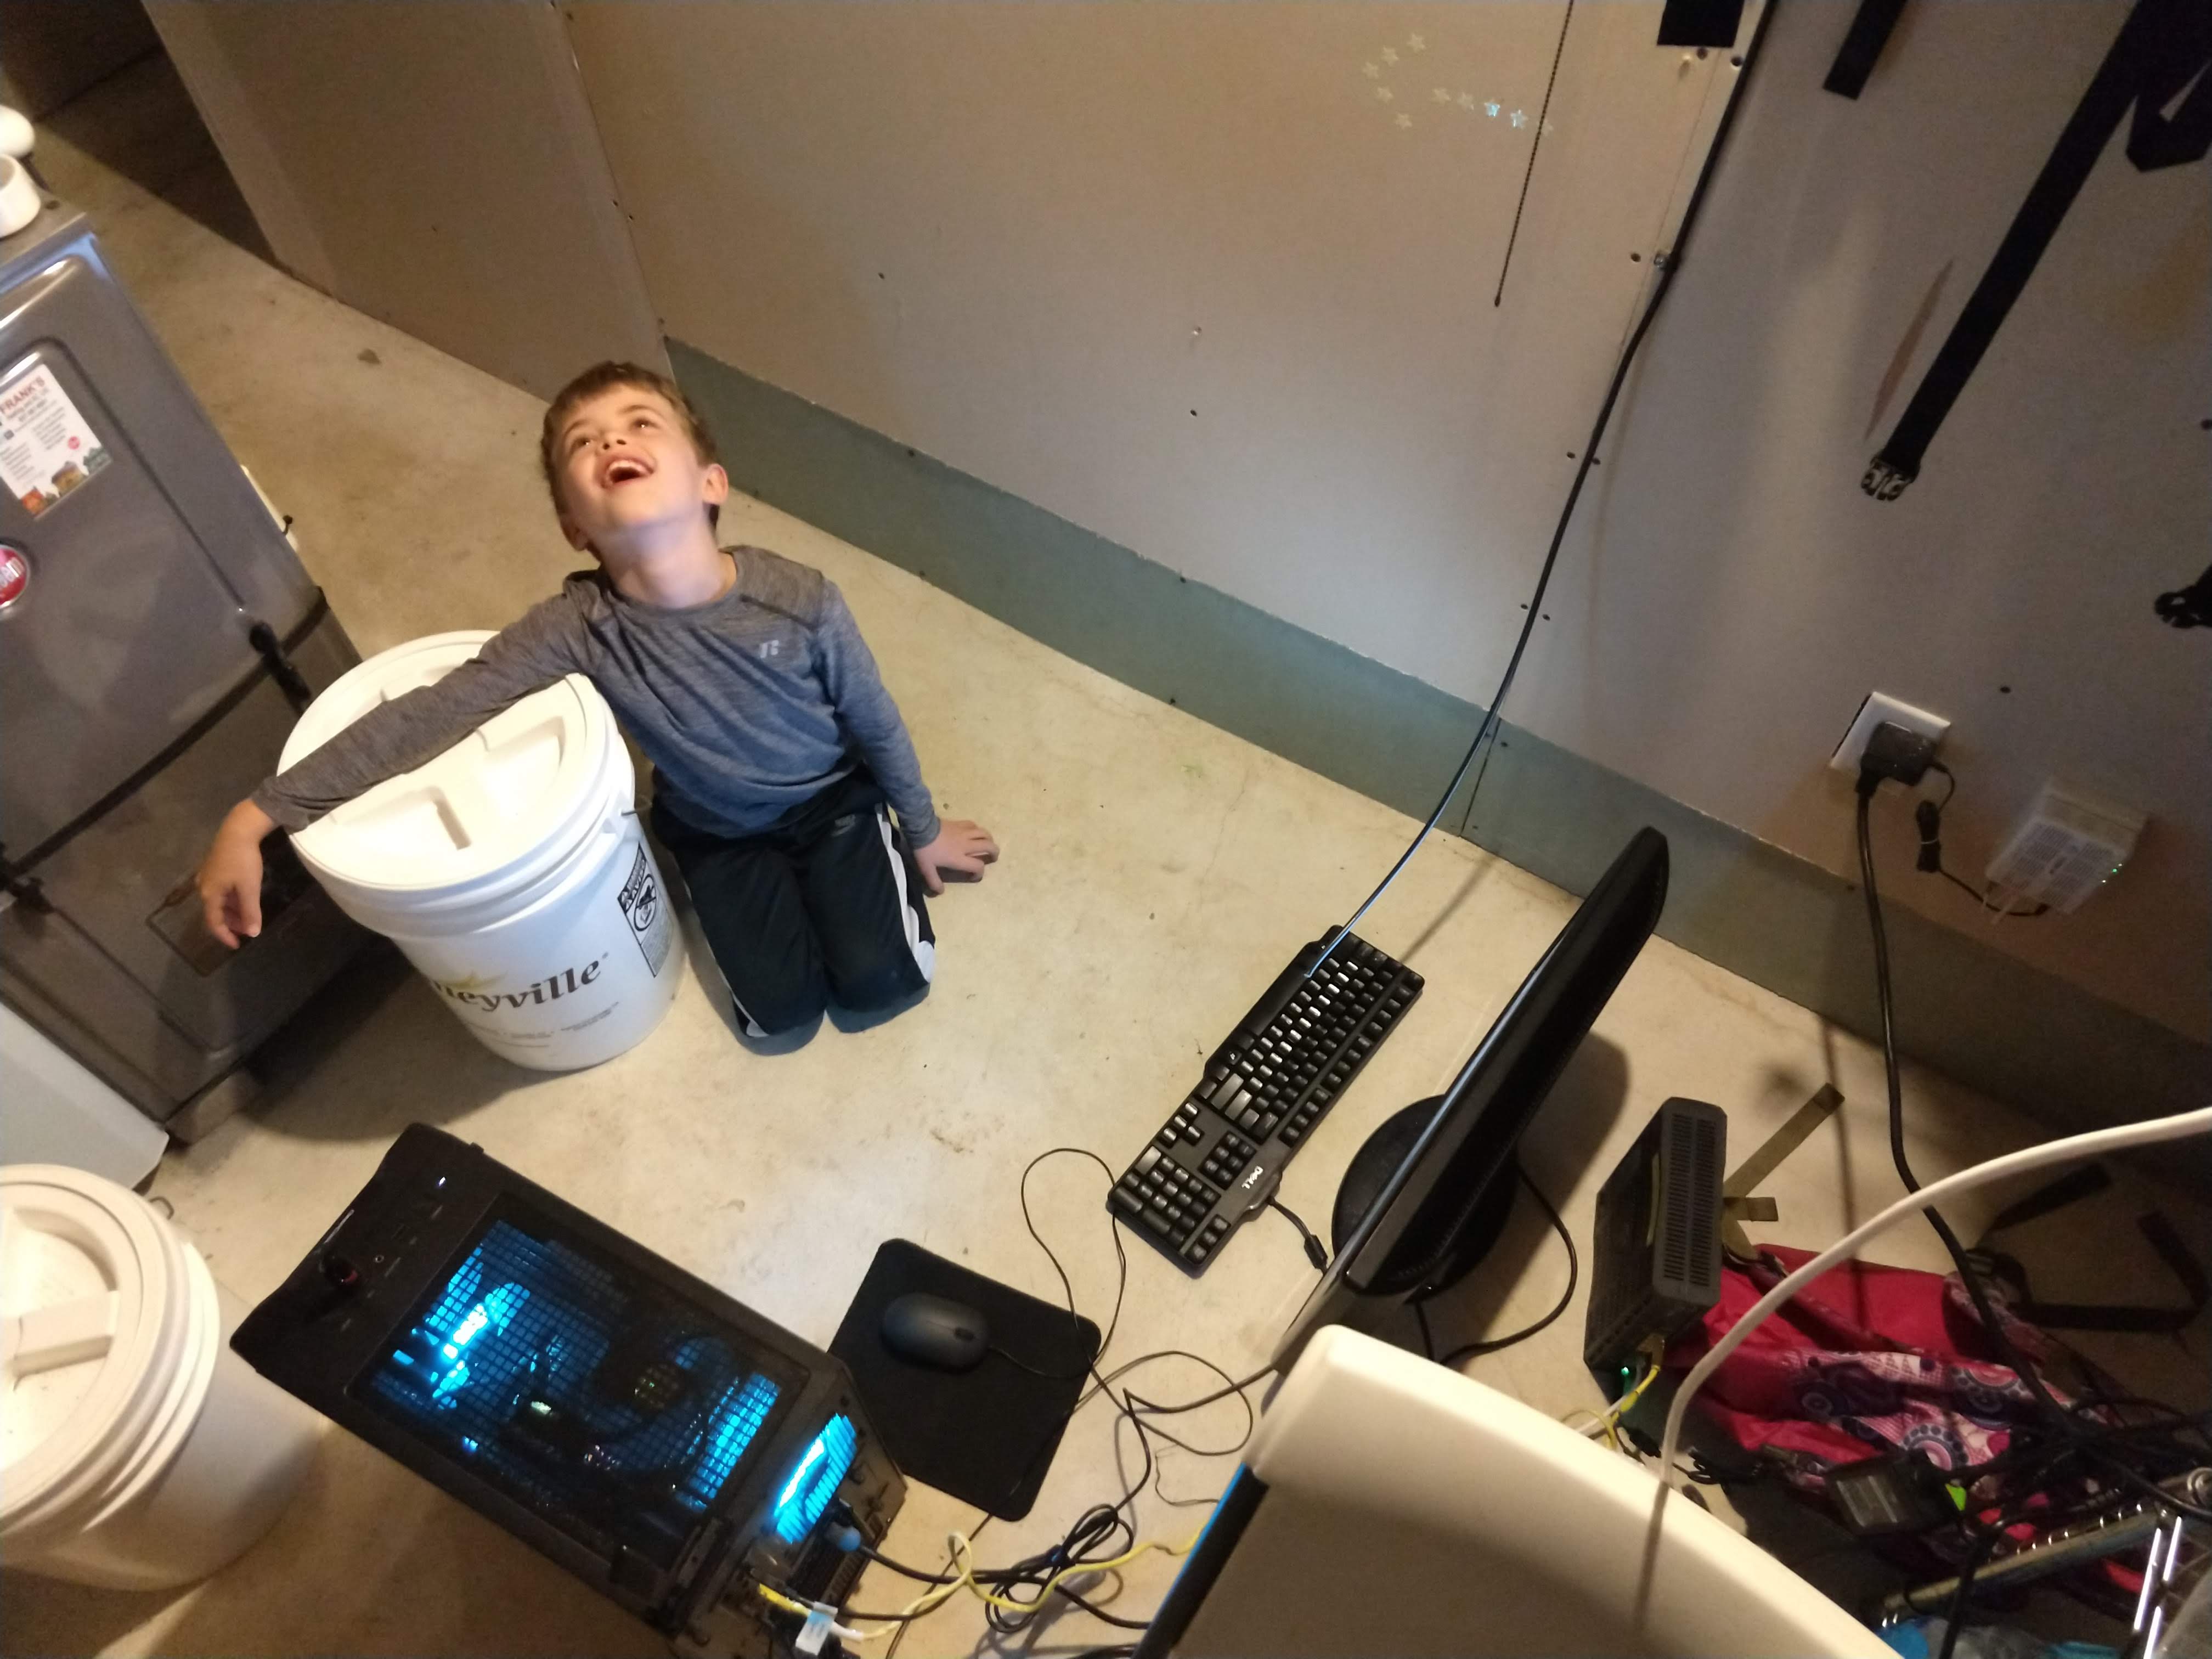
top-left (0, 196), bottom-right (367, 1138)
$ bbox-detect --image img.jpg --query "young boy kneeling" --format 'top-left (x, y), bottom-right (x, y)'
top-left (197, 362), bottom-right (996, 1037)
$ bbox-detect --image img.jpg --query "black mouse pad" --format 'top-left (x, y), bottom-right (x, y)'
top-left (830, 1239), bottom-right (1098, 1520)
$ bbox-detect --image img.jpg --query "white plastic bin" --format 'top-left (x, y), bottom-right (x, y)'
top-left (279, 632), bottom-right (679, 1070)
top-left (1, 1165), bottom-right (321, 1589)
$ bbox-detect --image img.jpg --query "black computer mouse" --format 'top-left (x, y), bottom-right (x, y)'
top-left (879, 1293), bottom-right (990, 1372)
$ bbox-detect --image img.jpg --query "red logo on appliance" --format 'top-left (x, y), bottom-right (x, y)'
top-left (0, 544), bottom-right (28, 610)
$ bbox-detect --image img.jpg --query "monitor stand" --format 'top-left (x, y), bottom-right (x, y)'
top-left (1328, 1096), bottom-right (1521, 1299)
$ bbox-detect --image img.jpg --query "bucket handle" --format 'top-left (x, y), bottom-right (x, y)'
top-left (4, 1291), bottom-right (120, 1380)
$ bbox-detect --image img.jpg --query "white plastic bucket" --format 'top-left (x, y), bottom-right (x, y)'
top-left (280, 631), bottom-right (679, 1070)
top-left (1, 1165), bottom-right (322, 1589)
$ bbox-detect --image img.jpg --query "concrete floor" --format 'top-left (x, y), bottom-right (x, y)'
top-left (8, 55), bottom-right (2208, 1659)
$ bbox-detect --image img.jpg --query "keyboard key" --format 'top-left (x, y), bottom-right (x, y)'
top-left (1142, 1209), bottom-right (1171, 1235)
top-left (1135, 1148), bottom-right (1161, 1176)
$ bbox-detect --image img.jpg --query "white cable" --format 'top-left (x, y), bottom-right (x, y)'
top-left (1655, 1104), bottom-right (2212, 1489)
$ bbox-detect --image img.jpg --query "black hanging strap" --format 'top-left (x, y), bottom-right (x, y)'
top-left (1864, 0), bottom-right (2212, 500)
top-left (1824, 0), bottom-right (1910, 98)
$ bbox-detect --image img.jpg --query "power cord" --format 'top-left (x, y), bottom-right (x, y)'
top-left (837, 1148), bottom-right (1282, 1646)
top-left (1849, 751), bottom-right (2212, 1530)
top-left (1302, 0), bottom-right (1785, 981)
top-left (1265, 1195), bottom-right (1329, 1271)
top-left (1913, 763), bottom-right (2049, 919)
top-left (1655, 1103), bottom-right (2212, 1501)
top-left (1410, 1166), bottom-right (1579, 1369)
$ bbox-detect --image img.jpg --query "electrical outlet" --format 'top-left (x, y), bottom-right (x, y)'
top-left (1830, 692), bottom-right (1950, 775)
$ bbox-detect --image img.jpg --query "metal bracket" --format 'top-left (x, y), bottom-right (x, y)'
top-left (1720, 1084), bottom-right (1845, 1259)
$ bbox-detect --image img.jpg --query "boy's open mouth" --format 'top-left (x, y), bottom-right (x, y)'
top-left (600, 455), bottom-right (653, 488)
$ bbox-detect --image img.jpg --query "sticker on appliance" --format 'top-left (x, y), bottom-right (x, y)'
top-left (616, 844), bottom-right (673, 976)
top-left (0, 364), bottom-right (111, 516)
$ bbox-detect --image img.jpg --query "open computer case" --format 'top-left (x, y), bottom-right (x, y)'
top-left (232, 1125), bottom-right (904, 1658)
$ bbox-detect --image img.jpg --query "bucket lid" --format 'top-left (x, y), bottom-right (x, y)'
top-left (280, 631), bottom-right (611, 896)
top-left (1, 1166), bottom-right (189, 1537)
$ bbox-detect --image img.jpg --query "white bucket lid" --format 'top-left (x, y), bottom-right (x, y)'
top-left (280, 631), bottom-right (613, 901)
top-left (1, 1166), bottom-right (196, 1543)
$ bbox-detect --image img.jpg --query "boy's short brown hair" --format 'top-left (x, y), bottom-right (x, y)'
top-left (539, 361), bottom-right (721, 526)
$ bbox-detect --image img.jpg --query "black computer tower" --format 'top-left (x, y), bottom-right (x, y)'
top-left (232, 1125), bottom-right (904, 1658)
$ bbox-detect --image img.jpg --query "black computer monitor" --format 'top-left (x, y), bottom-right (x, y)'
top-left (1273, 826), bottom-right (1669, 1369)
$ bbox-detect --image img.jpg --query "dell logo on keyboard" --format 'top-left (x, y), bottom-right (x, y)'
top-left (1239, 1165), bottom-right (1267, 1193)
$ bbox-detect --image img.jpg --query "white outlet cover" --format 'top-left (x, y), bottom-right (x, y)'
top-left (1830, 692), bottom-right (1951, 775)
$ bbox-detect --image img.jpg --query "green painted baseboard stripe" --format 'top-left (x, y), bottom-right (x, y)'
top-left (669, 338), bottom-right (2211, 1155)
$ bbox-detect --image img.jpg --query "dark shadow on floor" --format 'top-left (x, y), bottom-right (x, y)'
top-left (1362, 1033), bottom-right (1632, 1361)
top-left (4, 1434), bottom-right (664, 1659)
top-left (235, 939), bottom-right (532, 1141)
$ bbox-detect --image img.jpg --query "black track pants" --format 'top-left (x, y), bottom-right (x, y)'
top-left (652, 771), bottom-right (934, 1036)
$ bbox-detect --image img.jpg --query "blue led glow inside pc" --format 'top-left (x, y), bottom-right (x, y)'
top-left (772, 1415), bottom-right (857, 1544)
top-left (359, 1220), bottom-right (793, 1542)
top-left (231, 1127), bottom-right (906, 1659)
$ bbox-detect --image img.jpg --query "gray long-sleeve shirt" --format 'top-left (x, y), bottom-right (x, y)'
top-left (254, 547), bottom-right (940, 847)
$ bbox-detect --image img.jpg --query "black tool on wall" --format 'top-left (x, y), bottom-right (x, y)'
top-left (1861, 0), bottom-right (2212, 500)
top-left (1822, 0), bottom-right (1910, 98)
top-left (2156, 563), bottom-right (2212, 629)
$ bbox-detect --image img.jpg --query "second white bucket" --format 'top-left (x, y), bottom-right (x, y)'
top-left (1, 1165), bottom-right (323, 1589)
top-left (280, 631), bottom-right (680, 1070)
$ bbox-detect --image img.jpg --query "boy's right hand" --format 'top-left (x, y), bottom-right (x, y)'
top-left (198, 800), bottom-right (279, 949)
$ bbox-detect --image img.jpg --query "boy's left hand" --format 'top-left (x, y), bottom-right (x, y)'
top-left (913, 820), bottom-right (999, 894)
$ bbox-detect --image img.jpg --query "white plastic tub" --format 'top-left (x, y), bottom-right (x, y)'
top-left (280, 631), bottom-right (679, 1070)
top-left (0, 1165), bottom-right (321, 1589)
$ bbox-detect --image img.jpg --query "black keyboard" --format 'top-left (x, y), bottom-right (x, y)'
top-left (1109, 933), bottom-right (1422, 1276)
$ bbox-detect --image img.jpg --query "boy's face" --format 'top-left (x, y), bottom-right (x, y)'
top-left (551, 385), bottom-right (727, 553)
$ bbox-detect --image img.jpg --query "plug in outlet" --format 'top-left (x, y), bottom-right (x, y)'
top-left (1831, 692), bottom-right (1949, 776)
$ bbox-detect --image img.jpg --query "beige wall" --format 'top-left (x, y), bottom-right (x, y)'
top-left (567, 1), bottom-right (2205, 1040)
top-left (146, 0), bottom-right (662, 399)
top-left (1513, 2), bottom-right (2207, 1040)
top-left (154, 0), bottom-right (2205, 1039)
top-left (568, 1), bottom-right (1731, 696)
